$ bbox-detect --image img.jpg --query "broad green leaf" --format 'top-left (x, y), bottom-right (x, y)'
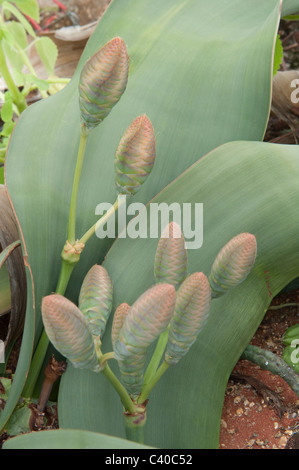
top-left (2, 40), bottom-right (25, 83)
top-left (1, 0), bottom-right (286, 447)
top-left (273, 34), bottom-right (283, 76)
top-left (3, 428), bottom-right (154, 449)
top-left (35, 37), bottom-right (58, 77)
top-left (10, 0), bottom-right (40, 22)
top-left (1, 91), bottom-right (13, 122)
top-left (283, 344), bottom-right (299, 373)
top-left (3, 21), bottom-right (27, 49)
top-left (283, 324), bottom-right (299, 346)
top-left (59, 140), bottom-right (299, 448)
top-left (0, 27), bottom-right (15, 46)
top-left (1, 120), bottom-right (15, 137)
top-left (2, 2), bottom-right (36, 38)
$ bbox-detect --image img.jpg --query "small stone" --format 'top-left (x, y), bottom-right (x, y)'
top-left (247, 439), bottom-right (255, 447)
top-left (278, 436), bottom-right (288, 447)
top-left (244, 399), bottom-right (249, 406)
top-left (256, 439), bottom-right (264, 446)
top-left (221, 419), bottom-right (227, 428)
top-left (275, 431), bottom-right (282, 438)
top-left (236, 407), bottom-right (243, 416)
top-left (227, 428), bottom-right (236, 434)
top-left (234, 396), bottom-right (241, 404)
top-left (285, 429), bottom-right (293, 436)
top-left (249, 402), bottom-right (255, 408)
top-left (274, 422), bottom-right (279, 429)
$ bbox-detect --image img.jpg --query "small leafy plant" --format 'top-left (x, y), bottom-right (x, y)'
top-left (0, 0), bottom-right (69, 163)
top-left (283, 324), bottom-right (299, 373)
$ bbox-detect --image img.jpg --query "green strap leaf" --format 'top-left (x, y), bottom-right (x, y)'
top-left (2, 428), bottom-right (154, 449)
top-left (0, 240), bottom-right (21, 269)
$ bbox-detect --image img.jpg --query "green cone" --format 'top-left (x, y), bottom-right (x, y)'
top-left (154, 221), bottom-right (188, 288)
top-left (111, 302), bottom-right (130, 347)
top-left (209, 233), bottom-right (257, 298)
top-left (113, 283), bottom-right (176, 396)
top-left (165, 272), bottom-right (211, 366)
top-left (78, 264), bottom-right (113, 338)
top-left (41, 294), bottom-right (100, 372)
top-left (114, 114), bottom-right (156, 196)
top-left (79, 37), bottom-right (129, 135)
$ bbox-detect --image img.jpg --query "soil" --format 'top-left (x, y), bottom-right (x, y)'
top-left (219, 291), bottom-right (299, 449)
top-left (0, 1), bottom-right (299, 450)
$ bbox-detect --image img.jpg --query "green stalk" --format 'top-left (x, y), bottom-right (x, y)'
top-left (55, 259), bottom-right (76, 296)
top-left (268, 303), bottom-right (299, 310)
top-left (102, 364), bottom-right (136, 413)
top-left (46, 78), bottom-right (71, 85)
top-left (124, 421), bottom-right (145, 444)
top-left (0, 42), bottom-right (27, 113)
top-left (241, 344), bottom-right (299, 397)
top-left (68, 131), bottom-right (88, 244)
top-left (143, 327), bottom-right (169, 386)
top-left (79, 196), bottom-right (125, 245)
top-left (138, 360), bottom-right (169, 404)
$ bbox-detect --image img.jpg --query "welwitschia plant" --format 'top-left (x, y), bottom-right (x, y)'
top-left (41, 222), bottom-right (257, 442)
top-left (5, 0), bottom-right (299, 450)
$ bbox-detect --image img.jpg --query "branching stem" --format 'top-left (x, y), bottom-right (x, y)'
top-left (138, 360), bottom-right (169, 404)
top-left (143, 327), bottom-right (169, 386)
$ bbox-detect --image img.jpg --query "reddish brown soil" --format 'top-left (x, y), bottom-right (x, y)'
top-left (219, 291), bottom-right (299, 449)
